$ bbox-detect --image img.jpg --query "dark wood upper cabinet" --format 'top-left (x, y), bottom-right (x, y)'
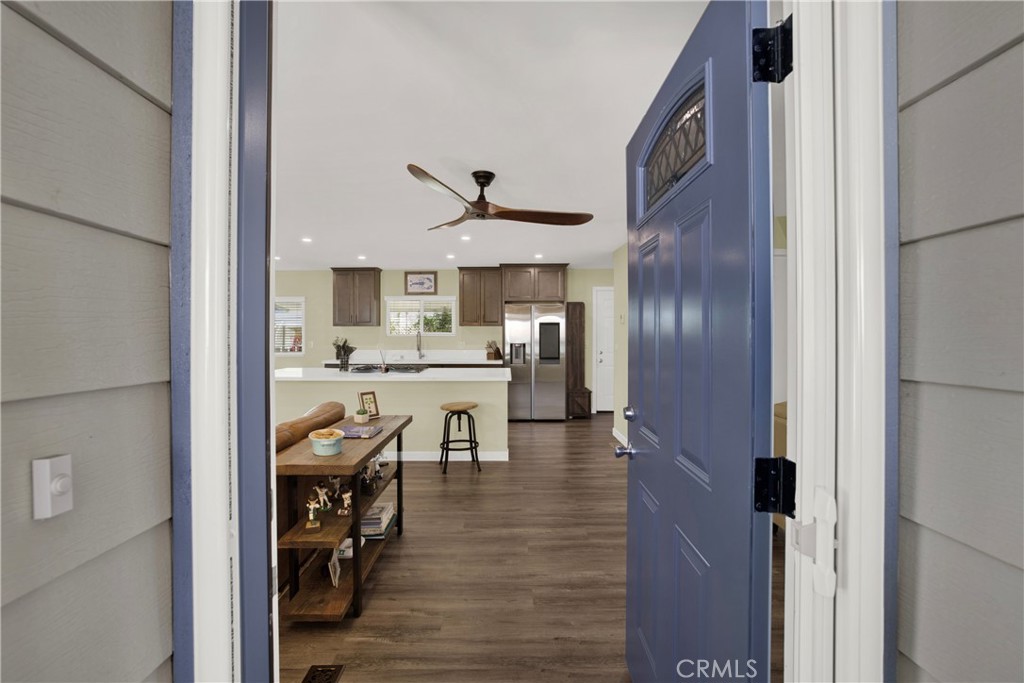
top-left (501, 264), bottom-right (567, 302)
top-left (331, 267), bottom-right (381, 326)
top-left (459, 267), bottom-right (503, 326)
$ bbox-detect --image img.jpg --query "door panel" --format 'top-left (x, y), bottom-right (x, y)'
top-left (625, 1), bottom-right (772, 681)
top-left (595, 288), bottom-right (615, 411)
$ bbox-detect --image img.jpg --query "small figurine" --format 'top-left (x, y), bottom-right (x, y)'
top-left (315, 480), bottom-right (332, 512)
top-left (328, 475), bottom-right (343, 499)
top-left (360, 466), bottom-right (377, 496)
top-left (305, 492), bottom-right (321, 531)
top-left (338, 489), bottom-right (353, 517)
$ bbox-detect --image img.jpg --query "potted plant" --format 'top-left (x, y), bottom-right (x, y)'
top-left (332, 337), bottom-right (356, 371)
top-left (354, 408), bottom-right (370, 424)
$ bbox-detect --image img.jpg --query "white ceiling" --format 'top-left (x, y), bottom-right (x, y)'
top-left (272, 1), bottom-right (708, 271)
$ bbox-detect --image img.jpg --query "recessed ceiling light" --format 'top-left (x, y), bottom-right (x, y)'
top-left (534, 254), bottom-right (543, 259)
top-left (274, 256), bottom-right (281, 261)
top-left (460, 235), bottom-right (471, 241)
top-left (301, 237), bottom-right (312, 243)
top-left (446, 254), bottom-right (455, 259)
top-left (357, 255), bottom-right (367, 260)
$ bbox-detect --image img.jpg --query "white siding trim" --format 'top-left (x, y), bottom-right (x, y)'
top-left (833, 1), bottom-right (889, 679)
top-left (190, 2), bottom-right (240, 680)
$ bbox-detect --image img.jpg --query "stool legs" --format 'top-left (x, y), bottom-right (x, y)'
top-left (438, 409), bottom-right (481, 474)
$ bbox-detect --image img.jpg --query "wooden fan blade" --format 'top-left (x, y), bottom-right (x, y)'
top-left (489, 206), bottom-right (594, 226)
top-left (427, 213), bottom-right (471, 231)
top-left (408, 164), bottom-right (473, 210)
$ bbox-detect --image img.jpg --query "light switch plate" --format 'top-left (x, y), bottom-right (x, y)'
top-left (33, 454), bottom-right (73, 519)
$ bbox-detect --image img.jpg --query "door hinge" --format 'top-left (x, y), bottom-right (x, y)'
top-left (790, 486), bottom-right (838, 597)
top-left (753, 457), bottom-right (796, 517)
top-left (752, 14), bottom-right (793, 83)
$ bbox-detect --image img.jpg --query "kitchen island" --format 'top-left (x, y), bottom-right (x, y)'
top-left (275, 367), bottom-right (511, 460)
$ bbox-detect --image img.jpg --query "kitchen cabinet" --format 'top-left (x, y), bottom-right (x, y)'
top-left (500, 264), bottom-right (567, 302)
top-left (332, 267), bottom-right (381, 326)
top-left (458, 267), bottom-right (503, 326)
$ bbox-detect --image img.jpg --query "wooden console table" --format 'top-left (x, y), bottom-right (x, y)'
top-left (276, 414), bottom-right (412, 621)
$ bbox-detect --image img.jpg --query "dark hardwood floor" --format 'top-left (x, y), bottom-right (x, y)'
top-left (279, 414), bottom-right (784, 682)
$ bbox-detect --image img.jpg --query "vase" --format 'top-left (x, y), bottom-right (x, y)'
top-left (354, 413), bottom-right (369, 424)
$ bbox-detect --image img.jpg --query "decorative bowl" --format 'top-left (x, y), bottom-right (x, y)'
top-left (308, 428), bottom-right (343, 456)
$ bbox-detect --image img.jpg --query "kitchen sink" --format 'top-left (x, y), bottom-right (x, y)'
top-left (388, 364), bottom-right (426, 373)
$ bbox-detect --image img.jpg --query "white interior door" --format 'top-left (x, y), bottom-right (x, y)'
top-left (593, 287), bottom-right (615, 411)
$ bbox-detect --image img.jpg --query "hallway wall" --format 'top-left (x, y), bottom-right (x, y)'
top-left (1, 3), bottom-right (174, 681)
top-left (896, 3), bottom-right (1023, 681)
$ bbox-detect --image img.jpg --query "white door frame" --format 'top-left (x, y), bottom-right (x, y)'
top-left (591, 286), bottom-right (615, 413)
top-left (783, 1), bottom-right (895, 680)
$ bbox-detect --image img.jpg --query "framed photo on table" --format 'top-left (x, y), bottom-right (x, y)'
top-left (357, 391), bottom-right (380, 419)
top-left (404, 271), bottom-right (437, 295)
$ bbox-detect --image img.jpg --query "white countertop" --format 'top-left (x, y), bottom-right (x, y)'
top-left (276, 367), bottom-right (511, 383)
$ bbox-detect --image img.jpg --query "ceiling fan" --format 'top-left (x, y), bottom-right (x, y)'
top-left (407, 164), bottom-right (594, 231)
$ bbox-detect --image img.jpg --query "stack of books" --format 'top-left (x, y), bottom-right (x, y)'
top-left (361, 502), bottom-right (396, 539)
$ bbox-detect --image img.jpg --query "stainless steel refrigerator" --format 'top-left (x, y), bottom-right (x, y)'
top-left (505, 303), bottom-right (566, 420)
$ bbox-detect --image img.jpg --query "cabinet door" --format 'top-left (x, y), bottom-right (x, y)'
top-left (332, 269), bottom-right (355, 326)
top-left (480, 268), bottom-right (503, 325)
top-left (459, 268), bottom-right (483, 325)
top-left (352, 269), bottom-right (380, 326)
top-left (332, 268), bottom-right (380, 326)
top-left (534, 266), bottom-right (566, 301)
top-left (503, 266), bottom-right (535, 301)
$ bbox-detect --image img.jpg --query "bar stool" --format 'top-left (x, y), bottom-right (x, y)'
top-left (438, 401), bottom-right (481, 474)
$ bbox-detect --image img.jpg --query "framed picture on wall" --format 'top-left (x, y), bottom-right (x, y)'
top-left (404, 271), bottom-right (437, 295)
top-left (357, 390), bottom-right (380, 418)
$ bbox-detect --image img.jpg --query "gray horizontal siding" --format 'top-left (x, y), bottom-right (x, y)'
top-left (898, 43), bottom-right (1024, 244)
top-left (6, 0), bottom-right (172, 110)
top-left (1, 523), bottom-right (173, 683)
top-left (1, 383), bottom-right (172, 603)
top-left (898, 520), bottom-right (1024, 683)
top-left (898, 5), bottom-right (1024, 681)
top-left (1, 204), bottom-right (170, 402)
top-left (900, 381), bottom-right (1023, 569)
top-left (900, 219), bottom-right (1023, 392)
top-left (898, 1), bottom-right (1024, 107)
top-left (0, 2), bottom-right (175, 682)
top-left (1, 6), bottom-right (171, 244)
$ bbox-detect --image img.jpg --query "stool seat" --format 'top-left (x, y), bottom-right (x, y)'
top-left (441, 401), bottom-right (478, 412)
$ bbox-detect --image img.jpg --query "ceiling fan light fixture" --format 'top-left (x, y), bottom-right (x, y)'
top-left (408, 163), bottom-right (593, 231)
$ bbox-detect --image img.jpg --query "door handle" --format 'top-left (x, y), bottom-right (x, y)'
top-left (623, 405), bottom-right (637, 422)
top-left (614, 444), bottom-right (636, 460)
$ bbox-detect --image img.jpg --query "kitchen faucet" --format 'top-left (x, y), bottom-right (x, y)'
top-left (416, 330), bottom-right (424, 359)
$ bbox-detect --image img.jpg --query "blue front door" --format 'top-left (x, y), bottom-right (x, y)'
top-left (625, 1), bottom-right (773, 681)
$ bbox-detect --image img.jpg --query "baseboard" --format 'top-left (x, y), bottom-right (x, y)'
top-left (612, 428), bottom-right (627, 446)
top-left (379, 450), bottom-right (509, 462)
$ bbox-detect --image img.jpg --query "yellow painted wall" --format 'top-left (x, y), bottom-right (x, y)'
top-left (274, 269), bottom-right (499, 370)
top-left (566, 268), bottom-right (614, 391)
top-left (613, 243), bottom-right (629, 441)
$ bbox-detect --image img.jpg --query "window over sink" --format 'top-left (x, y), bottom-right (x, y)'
top-left (385, 296), bottom-right (456, 336)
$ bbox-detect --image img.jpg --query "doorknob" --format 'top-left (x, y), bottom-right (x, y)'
top-left (623, 405), bottom-right (637, 422)
top-left (614, 444), bottom-right (636, 460)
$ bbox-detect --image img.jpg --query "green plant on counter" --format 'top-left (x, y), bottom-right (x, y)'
top-left (356, 408), bottom-right (368, 415)
top-left (333, 337), bottom-right (357, 358)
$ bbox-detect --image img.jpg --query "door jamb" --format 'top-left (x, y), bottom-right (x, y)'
top-left (783, 1), bottom-right (896, 680)
top-left (833, 2), bottom-right (897, 680)
top-left (782, 1), bottom-right (838, 680)
top-left (592, 286), bottom-right (615, 413)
